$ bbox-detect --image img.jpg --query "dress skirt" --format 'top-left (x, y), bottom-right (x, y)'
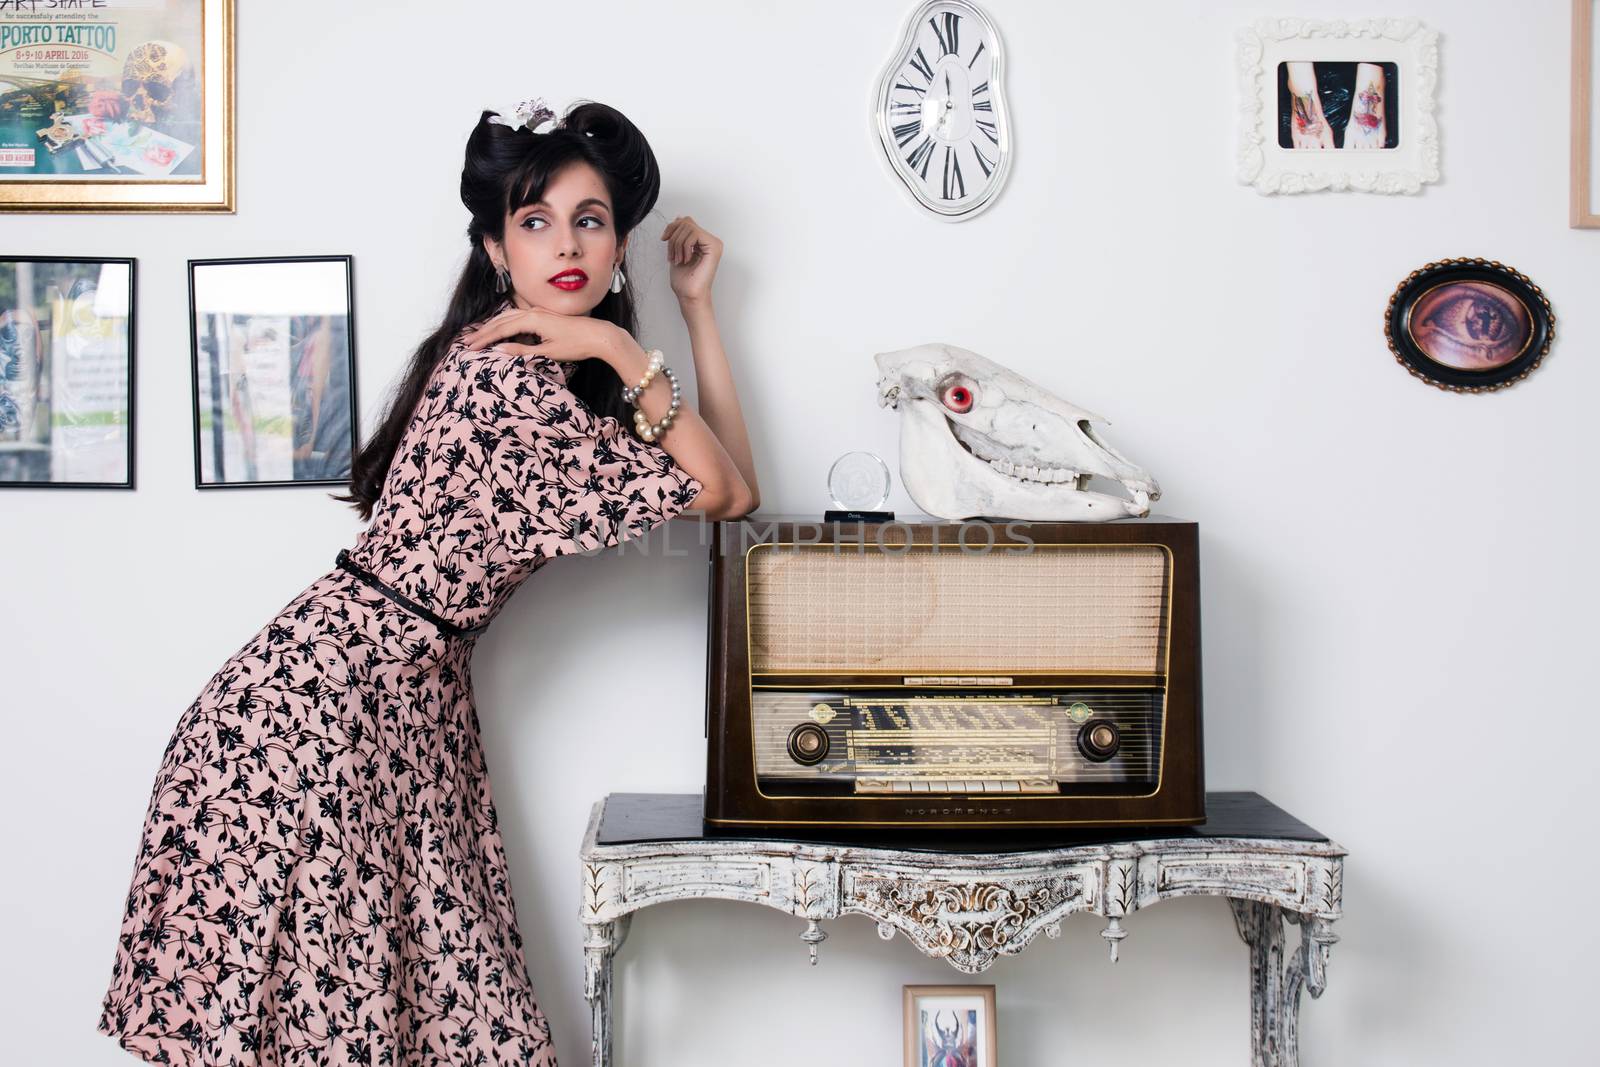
top-left (96, 565), bottom-right (558, 1066)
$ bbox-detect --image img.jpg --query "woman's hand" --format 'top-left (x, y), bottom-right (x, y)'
top-left (459, 304), bottom-right (623, 363)
top-left (662, 215), bottom-right (722, 305)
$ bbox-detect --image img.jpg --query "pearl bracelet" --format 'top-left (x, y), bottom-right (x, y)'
top-left (621, 348), bottom-right (665, 405)
top-left (632, 366), bottom-right (680, 442)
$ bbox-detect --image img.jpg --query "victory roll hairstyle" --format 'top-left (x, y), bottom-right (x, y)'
top-left (336, 100), bottom-right (662, 521)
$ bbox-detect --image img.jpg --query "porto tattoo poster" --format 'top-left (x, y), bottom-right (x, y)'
top-left (0, 0), bottom-right (203, 180)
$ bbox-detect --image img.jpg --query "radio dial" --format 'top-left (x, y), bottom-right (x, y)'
top-left (787, 722), bottom-right (831, 765)
top-left (1077, 719), bottom-right (1121, 762)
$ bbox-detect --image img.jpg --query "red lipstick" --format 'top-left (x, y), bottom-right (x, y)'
top-left (548, 268), bottom-right (587, 291)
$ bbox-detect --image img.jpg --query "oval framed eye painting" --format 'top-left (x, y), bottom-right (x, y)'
top-left (1384, 258), bottom-right (1555, 393)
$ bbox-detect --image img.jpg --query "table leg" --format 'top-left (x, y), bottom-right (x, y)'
top-left (583, 915), bottom-right (632, 1067)
top-left (1229, 900), bottom-right (1337, 1067)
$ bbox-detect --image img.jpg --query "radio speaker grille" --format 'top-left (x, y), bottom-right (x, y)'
top-left (748, 545), bottom-right (1169, 674)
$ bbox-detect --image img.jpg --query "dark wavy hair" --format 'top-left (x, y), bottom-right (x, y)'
top-left (335, 100), bottom-right (661, 521)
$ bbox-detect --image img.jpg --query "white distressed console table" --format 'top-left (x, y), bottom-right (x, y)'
top-left (580, 792), bottom-right (1344, 1067)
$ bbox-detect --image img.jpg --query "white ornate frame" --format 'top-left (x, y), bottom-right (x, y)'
top-left (1237, 17), bottom-right (1439, 195)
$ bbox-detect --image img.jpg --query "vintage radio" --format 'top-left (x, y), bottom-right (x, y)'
top-left (704, 517), bottom-right (1204, 829)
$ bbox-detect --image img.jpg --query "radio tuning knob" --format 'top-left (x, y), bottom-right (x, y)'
top-left (787, 722), bottom-right (831, 765)
top-left (1077, 720), bottom-right (1121, 762)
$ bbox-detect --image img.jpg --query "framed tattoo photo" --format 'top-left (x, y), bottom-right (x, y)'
top-left (1384, 258), bottom-right (1554, 393)
top-left (1574, 0), bottom-right (1600, 227)
top-left (0, 0), bottom-right (235, 213)
top-left (0, 256), bottom-right (135, 488)
top-left (189, 256), bottom-right (358, 488)
top-left (1237, 17), bottom-right (1438, 194)
top-left (904, 985), bottom-right (997, 1067)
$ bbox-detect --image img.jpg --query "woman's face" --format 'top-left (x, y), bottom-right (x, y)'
top-left (487, 160), bottom-right (623, 315)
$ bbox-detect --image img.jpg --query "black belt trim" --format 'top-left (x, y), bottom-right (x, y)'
top-left (335, 549), bottom-right (488, 640)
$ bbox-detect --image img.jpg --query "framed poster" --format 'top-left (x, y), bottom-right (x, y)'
top-left (0, 0), bottom-right (234, 212)
top-left (1575, 0), bottom-right (1599, 227)
top-left (0, 256), bottom-right (135, 488)
top-left (1237, 17), bottom-right (1439, 194)
top-left (189, 256), bottom-right (358, 489)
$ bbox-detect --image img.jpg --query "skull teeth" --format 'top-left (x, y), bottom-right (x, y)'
top-left (986, 457), bottom-right (1079, 484)
top-left (947, 415), bottom-right (1081, 485)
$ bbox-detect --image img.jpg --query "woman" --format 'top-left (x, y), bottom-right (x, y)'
top-left (97, 99), bottom-right (758, 1065)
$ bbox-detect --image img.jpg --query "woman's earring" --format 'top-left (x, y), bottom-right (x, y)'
top-left (494, 264), bottom-right (510, 293)
top-left (610, 265), bottom-right (625, 294)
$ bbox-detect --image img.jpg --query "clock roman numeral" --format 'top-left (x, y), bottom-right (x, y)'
top-left (929, 11), bottom-right (961, 57)
top-left (968, 41), bottom-right (986, 69)
top-left (976, 118), bottom-right (999, 145)
top-left (895, 80), bottom-right (927, 98)
top-left (969, 141), bottom-right (995, 178)
top-left (942, 146), bottom-right (966, 200)
top-left (893, 119), bottom-right (924, 148)
top-left (971, 81), bottom-right (994, 117)
top-left (908, 46), bottom-right (935, 83)
top-left (906, 136), bottom-right (935, 179)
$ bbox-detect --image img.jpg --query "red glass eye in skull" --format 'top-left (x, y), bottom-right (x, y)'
top-left (938, 375), bottom-right (976, 414)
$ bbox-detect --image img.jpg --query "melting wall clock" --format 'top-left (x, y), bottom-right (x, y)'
top-left (871, 0), bottom-right (1012, 221)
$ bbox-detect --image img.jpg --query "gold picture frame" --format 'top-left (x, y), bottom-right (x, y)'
top-left (0, 0), bottom-right (234, 213)
top-left (1575, 0), bottom-right (1599, 227)
top-left (904, 984), bottom-right (998, 1067)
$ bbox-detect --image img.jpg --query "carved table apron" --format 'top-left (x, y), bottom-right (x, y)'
top-left (579, 792), bottom-right (1344, 1067)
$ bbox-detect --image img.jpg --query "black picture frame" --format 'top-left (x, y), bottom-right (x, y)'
top-left (187, 254), bottom-right (359, 489)
top-left (0, 255), bottom-right (137, 489)
top-left (1384, 258), bottom-right (1555, 394)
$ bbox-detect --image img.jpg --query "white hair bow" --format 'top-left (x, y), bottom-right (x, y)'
top-left (488, 98), bottom-right (558, 133)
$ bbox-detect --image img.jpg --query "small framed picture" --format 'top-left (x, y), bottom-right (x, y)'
top-left (0, 256), bottom-right (135, 488)
top-left (904, 985), bottom-right (997, 1067)
top-left (1384, 258), bottom-right (1555, 393)
top-left (188, 255), bottom-right (357, 488)
top-left (1574, 0), bottom-right (1599, 227)
top-left (1237, 17), bottom-right (1439, 194)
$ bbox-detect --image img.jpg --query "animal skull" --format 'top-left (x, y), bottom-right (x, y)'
top-left (875, 342), bottom-right (1160, 522)
top-left (121, 40), bottom-right (189, 126)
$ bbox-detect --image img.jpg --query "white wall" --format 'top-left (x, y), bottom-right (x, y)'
top-left (4, 2), bottom-right (1594, 1064)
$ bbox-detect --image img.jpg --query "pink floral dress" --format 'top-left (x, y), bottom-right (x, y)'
top-left (97, 297), bottom-right (703, 1066)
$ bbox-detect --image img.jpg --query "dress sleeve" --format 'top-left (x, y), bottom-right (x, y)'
top-left (464, 349), bottom-right (705, 559)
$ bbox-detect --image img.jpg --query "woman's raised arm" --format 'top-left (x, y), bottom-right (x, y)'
top-left (604, 330), bottom-right (756, 518)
